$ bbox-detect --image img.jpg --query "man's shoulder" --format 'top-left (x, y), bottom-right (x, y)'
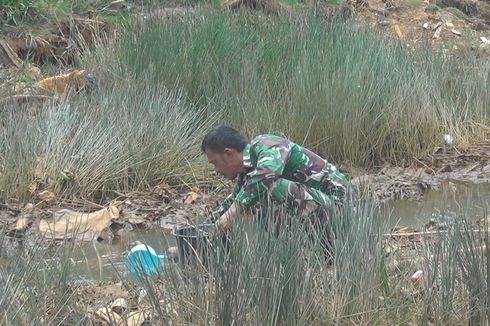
top-left (250, 134), bottom-right (292, 147)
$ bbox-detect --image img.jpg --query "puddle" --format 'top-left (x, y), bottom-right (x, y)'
top-left (387, 182), bottom-right (490, 228)
top-left (44, 229), bottom-right (176, 282)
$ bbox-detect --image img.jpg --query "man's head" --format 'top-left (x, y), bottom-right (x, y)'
top-left (201, 125), bottom-right (248, 180)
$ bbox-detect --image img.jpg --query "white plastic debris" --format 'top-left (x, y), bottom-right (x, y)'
top-left (451, 29), bottom-right (462, 36)
top-left (432, 26), bottom-right (443, 40)
top-left (410, 270), bottom-right (424, 286)
top-left (443, 134), bottom-right (454, 146)
top-left (432, 22), bottom-right (443, 30)
top-left (480, 36), bottom-right (490, 45)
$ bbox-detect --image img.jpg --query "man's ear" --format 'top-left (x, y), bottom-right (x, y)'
top-left (222, 148), bottom-right (233, 155)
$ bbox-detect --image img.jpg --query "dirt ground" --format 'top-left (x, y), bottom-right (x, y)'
top-left (2, 138), bottom-right (489, 247)
top-left (351, 140), bottom-right (490, 201)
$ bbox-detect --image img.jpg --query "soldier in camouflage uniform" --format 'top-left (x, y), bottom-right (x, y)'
top-left (202, 125), bottom-right (351, 236)
top-left (166, 125), bottom-right (352, 260)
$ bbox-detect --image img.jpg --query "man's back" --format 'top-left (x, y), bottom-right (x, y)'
top-left (237, 134), bottom-right (350, 207)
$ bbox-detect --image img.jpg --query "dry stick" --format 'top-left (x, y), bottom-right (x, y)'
top-left (0, 94), bottom-right (54, 107)
top-left (413, 156), bottom-right (436, 175)
top-left (384, 228), bottom-right (490, 238)
top-left (0, 40), bottom-right (22, 68)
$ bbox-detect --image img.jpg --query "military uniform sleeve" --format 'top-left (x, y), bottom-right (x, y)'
top-left (235, 144), bottom-right (289, 208)
top-left (207, 175), bottom-right (246, 223)
top-left (208, 194), bottom-right (234, 223)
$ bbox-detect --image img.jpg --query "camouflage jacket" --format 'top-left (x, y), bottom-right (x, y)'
top-left (210, 134), bottom-right (350, 221)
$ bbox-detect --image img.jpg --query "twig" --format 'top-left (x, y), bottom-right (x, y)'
top-left (413, 156), bottom-right (435, 175)
top-left (0, 94), bottom-right (54, 107)
top-left (0, 39), bottom-right (22, 68)
top-left (384, 228), bottom-right (489, 238)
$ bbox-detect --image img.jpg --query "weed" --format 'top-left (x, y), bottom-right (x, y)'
top-left (425, 3), bottom-right (440, 11)
top-left (445, 6), bottom-right (467, 18)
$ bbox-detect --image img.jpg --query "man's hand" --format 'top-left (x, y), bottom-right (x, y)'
top-left (213, 202), bottom-right (239, 237)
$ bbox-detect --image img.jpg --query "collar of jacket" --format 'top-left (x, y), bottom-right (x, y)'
top-left (242, 143), bottom-right (253, 169)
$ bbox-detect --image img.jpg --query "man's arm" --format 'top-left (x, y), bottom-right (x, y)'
top-left (213, 143), bottom-right (291, 234)
top-left (208, 193), bottom-right (234, 223)
top-left (234, 143), bottom-right (289, 208)
top-left (214, 201), bottom-right (240, 236)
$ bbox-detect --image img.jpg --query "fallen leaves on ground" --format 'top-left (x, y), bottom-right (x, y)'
top-left (38, 204), bottom-right (119, 240)
top-left (33, 70), bottom-right (87, 95)
top-left (183, 191), bottom-right (199, 204)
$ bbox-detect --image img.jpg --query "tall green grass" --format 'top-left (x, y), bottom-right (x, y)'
top-left (131, 199), bottom-right (490, 325)
top-left (0, 234), bottom-right (86, 324)
top-left (422, 213), bottom-right (490, 324)
top-left (119, 8), bottom-right (490, 167)
top-left (2, 6), bottom-right (489, 199)
top-left (0, 76), bottom-right (215, 200)
top-left (0, 0), bottom-right (116, 25)
top-left (141, 197), bottom-right (391, 324)
top-left (0, 199), bottom-right (488, 324)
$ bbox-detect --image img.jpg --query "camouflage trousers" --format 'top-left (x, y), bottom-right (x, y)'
top-left (255, 178), bottom-right (343, 258)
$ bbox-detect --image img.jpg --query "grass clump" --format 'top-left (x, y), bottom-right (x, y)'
top-left (118, 8), bottom-right (490, 168)
top-left (400, 0), bottom-right (423, 9)
top-left (445, 6), bottom-right (467, 18)
top-left (140, 197), bottom-right (390, 324)
top-left (2, 6), bottom-right (490, 200)
top-left (0, 235), bottom-right (86, 324)
top-left (0, 74), bottom-right (215, 201)
top-left (0, 0), bottom-right (120, 25)
top-left (425, 3), bottom-right (440, 12)
top-left (131, 199), bottom-right (490, 324)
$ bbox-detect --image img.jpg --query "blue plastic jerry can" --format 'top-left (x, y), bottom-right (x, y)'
top-left (126, 243), bottom-right (167, 280)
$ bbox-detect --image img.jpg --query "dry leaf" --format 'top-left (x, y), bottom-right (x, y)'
top-left (451, 29), bottom-right (462, 36)
top-left (432, 26), bottom-right (443, 40)
top-left (14, 217), bottom-right (30, 231)
top-left (34, 70), bottom-right (86, 95)
top-left (191, 186), bottom-right (200, 193)
top-left (38, 190), bottom-right (55, 201)
top-left (184, 191), bottom-right (199, 204)
top-left (110, 298), bottom-right (127, 315)
top-left (23, 203), bottom-right (34, 213)
top-left (94, 307), bottom-right (122, 324)
top-left (432, 22), bottom-right (443, 30)
top-left (126, 214), bottom-right (146, 225)
top-left (39, 205), bottom-right (119, 240)
top-left (393, 24), bottom-right (402, 38)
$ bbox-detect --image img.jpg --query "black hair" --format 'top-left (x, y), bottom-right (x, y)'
top-left (201, 125), bottom-right (248, 153)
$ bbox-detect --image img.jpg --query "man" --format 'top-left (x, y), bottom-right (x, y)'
top-left (203, 125), bottom-right (351, 236)
top-left (167, 125), bottom-right (351, 259)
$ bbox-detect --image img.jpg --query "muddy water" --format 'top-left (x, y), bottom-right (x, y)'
top-left (53, 182), bottom-right (490, 281)
top-left (45, 229), bottom-right (176, 282)
top-left (387, 182), bottom-right (490, 229)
